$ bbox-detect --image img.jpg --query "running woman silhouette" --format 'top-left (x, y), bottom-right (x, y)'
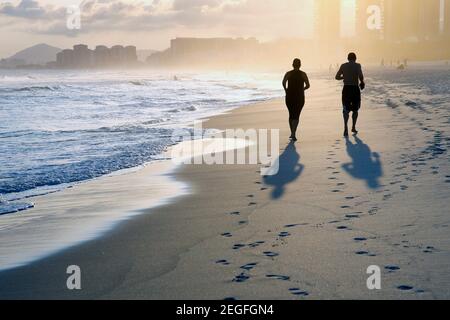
top-left (283, 58), bottom-right (310, 142)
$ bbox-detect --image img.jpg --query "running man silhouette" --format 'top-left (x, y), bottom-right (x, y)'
top-left (335, 52), bottom-right (365, 137)
top-left (283, 58), bottom-right (310, 142)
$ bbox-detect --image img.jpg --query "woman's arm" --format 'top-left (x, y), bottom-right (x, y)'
top-left (282, 72), bottom-right (288, 93)
top-left (304, 73), bottom-right (311, 91)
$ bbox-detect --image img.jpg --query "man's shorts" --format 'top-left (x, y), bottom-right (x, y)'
top-left (342, 85), bottom-right (361, 113)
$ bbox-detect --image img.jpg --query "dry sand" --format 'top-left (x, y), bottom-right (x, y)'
top-left (0, 77), bottom-right (448, 300)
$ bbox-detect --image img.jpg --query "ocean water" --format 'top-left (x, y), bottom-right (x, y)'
top-left (0, 70), bottom-right (281, 215)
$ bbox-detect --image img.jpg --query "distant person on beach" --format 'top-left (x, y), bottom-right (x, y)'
top-left (282, 58), bottom-right (310, 142)
top-left (335, 52), bottom-right (365, 137)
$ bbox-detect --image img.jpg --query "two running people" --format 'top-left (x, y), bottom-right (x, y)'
top-left (283, 52), bottom-right (365, 140)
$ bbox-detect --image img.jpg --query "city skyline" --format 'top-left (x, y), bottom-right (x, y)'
top-left (1, 0), bottom-right (449, 60)
top-left (0, 0), bottom-right (315, 58)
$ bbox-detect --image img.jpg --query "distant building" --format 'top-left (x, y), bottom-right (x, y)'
top-left (315, 0), bottom-right (341, 41)
top-left (0, 58), bottom-right (26, 68)
top-left (110, 45), bottom-right (125, 64)
top-left (444, 0), bottom-right (450, 38)
top-left (56, 49), bottom-right (75, 68)
top-left (356, 0), bottom-right (385, 41)
top-left (94, 45), bottom-right (110, 67)
top-left (55, 44), bottom-right (137, 68)
top-left (383, 0), bottom-right (422, 42)
top-left (125, 46), bottom-right (138, 63)
top-left (147, 37), bottom-right (260, 67)
top-left (73, 44), bottom-right (93, 68)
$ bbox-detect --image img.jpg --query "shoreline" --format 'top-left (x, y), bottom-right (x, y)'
top-left (0, 97), bottom-right (283, 299)
top-left (0, 75), bottom-right (449, 299)
top-left (0, 159), bottom-right (189, 272)
top-left (0, 104), bottom-right (261, 272)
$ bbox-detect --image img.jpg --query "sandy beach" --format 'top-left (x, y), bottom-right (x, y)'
top-left (0, 72), bottom-right (449, 300)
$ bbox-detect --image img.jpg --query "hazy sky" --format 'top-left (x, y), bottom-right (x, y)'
top-left (0, 0), bottom-right (318, 57)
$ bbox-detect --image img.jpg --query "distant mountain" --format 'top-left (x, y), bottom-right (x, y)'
top-left (6, 43), bottom-right (62, 65)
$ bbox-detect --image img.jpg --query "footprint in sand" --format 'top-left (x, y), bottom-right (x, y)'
top-left (337, 226), bottom-right (350, 230)
top-left (240, 263), bottom-right (258, 271)
top-left (229, 211), bottom-right (241, 216)
top-left (224, 297), bottom-right (237, 301)
top-left (397, 285), bottom-right (414, 291)
top-left (354, 237), bottom-right (367, 242)
top-left (289, 288), bottom-right (309, 296)
top-left (233, 273), bottom-right (250, 283)
top-left (423, 246), bottom-right (437, 254)
top-left (383, 194), bottom-right (393, 201)
top-left (216, 259), bottom-right (231, 266)
top-left (284, 223), bottom-right (308, 228)
top-left (345, 212), bottom-right (362, 219)
top-left (266, 274), bottom-right (290, 281)
top-left (384, 265), bottom-right (400, 272)
top-left (263, 251), bottom-right (279, 258)
top-left (278, 231), bottom-right (291, 238)
top-left (221, 232), bottom-right (233, 238)
top-left (246, 195), bottom-right (255, 198)
top-left (355, 251), bottom-right (377, 257)
top-left (248, 202), bottom-right (257, 206)
top-left (248, 241), bottom-right (265, 248)
top-left (233, 244), bottom-right (246, 250)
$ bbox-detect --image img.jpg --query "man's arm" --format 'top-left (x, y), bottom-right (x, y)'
top-left (359, 65), bottom-right (365, 83)
top-left (282, 72), bottom-right (288, 93)
top-left (335, 65), bottom-right (344, 81)
top-left (359, 64), bottom-right (365, 89)
top-left (304, 73), bottom-right (310, 91)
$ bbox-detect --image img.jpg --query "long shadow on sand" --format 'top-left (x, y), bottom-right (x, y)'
top-left (342, 136), bottom-right (383, 189)
top-left (264, 142), bottom-right (304, 199)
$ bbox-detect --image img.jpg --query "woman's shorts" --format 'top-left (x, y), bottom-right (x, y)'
top-left (285, 94), bottom-right (305, 120)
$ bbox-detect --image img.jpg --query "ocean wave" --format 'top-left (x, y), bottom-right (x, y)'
top-left (0, 199), bottom-right (35, 216)
top-left (0, 129), bottom-right (176, 195)
top-left (0, 70), bottom-right (281, 215)
top-left (129, 80), bottom-right (146, 86)
top-left (167, 105), bottom-right (198, 113)
top-left (0, 85), bottom-right (61, 93)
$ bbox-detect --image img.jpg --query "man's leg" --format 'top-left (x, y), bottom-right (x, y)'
top-left (352, 111), bottom-right (359, 133)
top-left (343, 109), bottom-right (350, 137)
